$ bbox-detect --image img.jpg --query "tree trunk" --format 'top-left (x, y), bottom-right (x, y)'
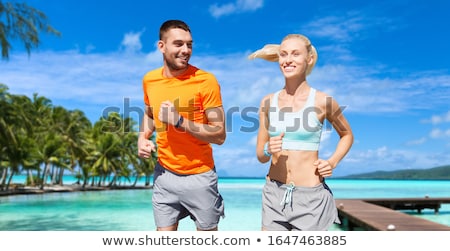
top-left (27, 169), bottom-right (35, 186)
top-left (51, 165), bottom-right (57, 185)
top-left (40, 162), bottom-right (50, 189)
top-left (132, 175), bottom-right (139, 187)
top-left (0, 168), bottom-right (7, 190)
top-left (5, 170), bottom-right (15, 191)
top-left (58, 167), bottom-right (64, 185)
top-left (145, 174), bottom-right (151, 187)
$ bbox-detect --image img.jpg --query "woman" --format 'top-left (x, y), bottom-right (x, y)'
top-left (249, 34), bottom-right (353, 230)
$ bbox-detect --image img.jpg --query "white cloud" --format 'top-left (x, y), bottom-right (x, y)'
top-left (304, 11), bottom-right (399, 42)
top-left (336, 146), bottom-right (450, 176)
top-left (209, 0), bottom-right (264, 18)
top-left (405, 137), bottom-right (427, 146)
top-left (308, 64), bottom-right (450, 113)
top-left (121, 31), bottom-right (144, 53)
top-left (430, 128), bottom-right (450, 139)
top-left (425, 111), bottom-right (450, 124)
top-left (248, 135), bottom-right (257, 146)
top-left (209, 3), bottom-right (235, 18)
top-left (2, 50), bottom-right (154, 122)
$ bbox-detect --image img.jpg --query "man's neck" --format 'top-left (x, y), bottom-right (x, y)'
top-left (163, 65), bottom-right (190, 78)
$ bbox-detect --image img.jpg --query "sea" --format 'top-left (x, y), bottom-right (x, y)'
top-left (1, 177), bottom-right (450, 231)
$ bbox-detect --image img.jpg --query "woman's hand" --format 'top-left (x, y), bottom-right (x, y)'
top-left (314, 159), bottom-right (334, 177)
top-left (267, 132), bottom-right (284, 154)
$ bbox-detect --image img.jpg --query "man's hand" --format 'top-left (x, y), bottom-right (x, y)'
top-left (159, 100), bottom-right (180, 126)
top-left (138, 136), bottom-right (156, 158)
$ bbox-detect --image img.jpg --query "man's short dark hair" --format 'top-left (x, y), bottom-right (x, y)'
top-left (159, 20), bottom-right (191, 40)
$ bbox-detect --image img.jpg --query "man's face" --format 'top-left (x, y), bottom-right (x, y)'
top-left (159, 28), bottom-right (193, 72)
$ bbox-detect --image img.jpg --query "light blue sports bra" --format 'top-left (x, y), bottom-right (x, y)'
top-left (268, 88), bottom-right (323, 151)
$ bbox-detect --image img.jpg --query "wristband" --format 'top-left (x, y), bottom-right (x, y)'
top-left (175, 115), bottom-right (184, 128)
top-left (263, 142), bottom-right (272, 157)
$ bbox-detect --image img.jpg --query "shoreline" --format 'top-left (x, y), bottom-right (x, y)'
top-left (0, 184), bottom-right (152, 197)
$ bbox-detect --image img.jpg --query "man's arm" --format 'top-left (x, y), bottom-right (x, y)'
top-left (159, 101), bottom-right (226, 145)
top-left (181, 106), bottom-right (226, 145)
top-left (138, 105), bottom-right (156, 158)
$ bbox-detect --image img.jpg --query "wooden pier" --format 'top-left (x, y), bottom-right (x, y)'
top-left (336, 198), bottom-right (450, 231)
top-left (362, 197), bottom-right (450, 213)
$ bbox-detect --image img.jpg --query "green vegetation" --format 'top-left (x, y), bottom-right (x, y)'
top-left (0, 83), bottom-right (156, 191)
top-left (0, 2), bottom-right (156, 192)
top-left (339, 165), bottom-right (450, 180)
top-left (0, 1), bottom-right (61, 59)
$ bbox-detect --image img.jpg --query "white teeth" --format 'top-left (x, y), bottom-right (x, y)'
top-left (284, 66), bottom-right (295, 71)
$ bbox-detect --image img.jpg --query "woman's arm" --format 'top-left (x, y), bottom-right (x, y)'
top-left (256, 95), bottom-right (272, 163)
top-left (323, 95), bottom-right (354, 169)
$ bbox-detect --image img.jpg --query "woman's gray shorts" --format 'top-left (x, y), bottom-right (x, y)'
top-left (262, 178), bottom-right (340, 231)
top-left (152, 162), bottom-right (225, 230)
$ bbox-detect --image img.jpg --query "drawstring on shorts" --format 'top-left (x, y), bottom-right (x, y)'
top-left (280, 182), bottom-right (295, 206)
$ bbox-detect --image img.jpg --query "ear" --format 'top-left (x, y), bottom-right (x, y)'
top-left (157, 40), bottom-right (165, 53)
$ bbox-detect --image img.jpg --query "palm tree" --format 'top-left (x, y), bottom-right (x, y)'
top-left (1, 83), bottom-right (156, 190)
top-left (90, 112), bottom-right (154, 187)
top-left (91, 132), bottom-right (122, 187)
top-left (132, 145), bottom-right (156, 187)
top-left (38, 132), bottom-right (66, 189)
top-left (0, 84), bottom-right (12, 190)
top-left (26, 93), bottom-right (53, 186)
top-left (52, 107), bottom-right (92, 185)
top-left (90, 113), bottom-right (124, 186)
top-left (116, 116), bottom-right (140, 186)
top-left (1, 94), bottom-right (38, 190)
top-left (0, 1), bottom-right (60, 59)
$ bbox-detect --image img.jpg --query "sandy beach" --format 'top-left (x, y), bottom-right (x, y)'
top-left (0, 184), bottom-right (152, 197)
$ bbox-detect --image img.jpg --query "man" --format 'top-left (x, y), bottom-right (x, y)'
top-left (138, 20), bottom-right (226, 231)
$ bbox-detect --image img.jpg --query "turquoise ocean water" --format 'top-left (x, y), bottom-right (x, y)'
top-left (1, 177), bottom-right (450, 231)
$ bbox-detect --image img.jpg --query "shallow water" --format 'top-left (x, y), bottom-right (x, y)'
top-left (1, 178), bottom-right (449, 231)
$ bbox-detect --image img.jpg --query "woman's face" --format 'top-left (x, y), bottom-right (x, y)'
top-left (278, 38), bottom-right (311, 79)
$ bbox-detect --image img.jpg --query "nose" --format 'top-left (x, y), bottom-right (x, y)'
top-left (279, 54), bottom-right (293, 64)
top-left (285, 54), bottom-right (293, 62)
top-left (180, 43), bottom-right (190, 54)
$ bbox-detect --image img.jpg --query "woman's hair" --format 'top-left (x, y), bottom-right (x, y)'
top-left (248, 34), bottom-right (318, 75)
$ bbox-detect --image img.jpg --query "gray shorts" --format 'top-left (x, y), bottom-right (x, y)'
top-left (262, 178), bottom-right (340, 231)
top-left (152, 162), bottom-right (225, 230)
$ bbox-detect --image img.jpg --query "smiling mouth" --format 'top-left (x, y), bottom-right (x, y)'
top-left (284, 65), bottom-right (295, 71)
top-left (177, 56), bottom-right (189, 63)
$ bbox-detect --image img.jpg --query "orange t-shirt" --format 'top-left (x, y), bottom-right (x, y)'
top-left (142, 65), bottom-right (223, 175)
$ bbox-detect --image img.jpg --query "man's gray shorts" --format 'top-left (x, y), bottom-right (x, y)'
top-left (152, 162), bottom-right (225, 230)
top-left (262, 178), bottom-right (340, 231)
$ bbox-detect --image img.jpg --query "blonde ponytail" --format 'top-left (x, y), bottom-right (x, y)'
top-left (248, 34), bottom-right (318, 76)
top-left (247, 44), bottom-right (280, 62)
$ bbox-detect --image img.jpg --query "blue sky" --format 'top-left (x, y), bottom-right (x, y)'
top-left (2, 0), bottom-right (450, 177)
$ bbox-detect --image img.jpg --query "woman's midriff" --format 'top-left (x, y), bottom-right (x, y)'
top-left (267, 150), bottom-right (322, 187)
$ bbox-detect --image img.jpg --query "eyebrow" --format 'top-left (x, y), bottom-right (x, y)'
top-left (172, 39), bottom-right (193, 44)
top-left (279, 49), bottom-right (301, 53)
